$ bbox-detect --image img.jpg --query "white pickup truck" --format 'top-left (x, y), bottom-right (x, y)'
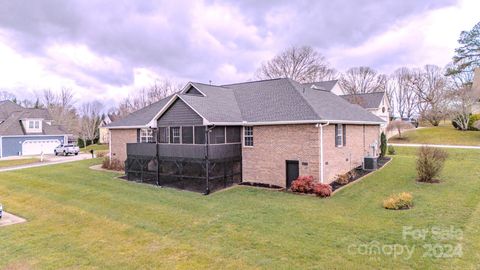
top-left (54, 144), bottom-right (80, 156)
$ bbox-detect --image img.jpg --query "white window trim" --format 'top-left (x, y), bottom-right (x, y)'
top-left (243, 126), bottom-right (254, 147)
top-left (336, 124), bottom-right (343, 148)
top-left (140, 128), bottom-right (154, 143)
top-left (171, 127), bottom-right (181, 144)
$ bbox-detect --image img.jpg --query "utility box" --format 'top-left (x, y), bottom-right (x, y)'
top-left (363, 157), bottom-right (378, 171)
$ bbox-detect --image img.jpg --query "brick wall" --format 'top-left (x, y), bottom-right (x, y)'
top-left (242, 124), bottom-right (380, 187)
top-left (322, 124), bottom-right (379, 182)
top-left (110, 129), bottom-right (137, 162)
top-left (242, 124), bottom-right (320, 187)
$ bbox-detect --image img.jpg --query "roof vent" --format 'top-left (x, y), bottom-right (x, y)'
top-left (311, 84), bottom-right (327, 91)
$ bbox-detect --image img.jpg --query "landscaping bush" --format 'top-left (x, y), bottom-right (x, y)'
top-left (468, 114), bottom-right (480, 131)
top-left (96, 151), bottom-right (108, 158)
top-left (416, 146), bottom-right (448, 183)
top-left (313, 183), bottom-right (332, 198)
top-left (380, 132), bottom-right (387, 157)
top-left (388, 145), bottom-right (396, 155)
top-left (335, 173), bottom-right (350, 185)
top-left (290, 176), bottom-right (315, 193)
top-left (383, 192), bottom-right (413, 210)
top-left (101, 157), bottom-right (125, 171)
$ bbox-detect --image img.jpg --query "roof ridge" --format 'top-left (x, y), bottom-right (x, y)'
top-left (340, 91), bottom-right (385, 97)
top-left (285, 78), bottom-right (324, 120)
top-left (221, 77), bottom-right (284, 87)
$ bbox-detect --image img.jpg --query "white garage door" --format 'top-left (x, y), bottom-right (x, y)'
top-left (22, 139), bottom-right (61, 156)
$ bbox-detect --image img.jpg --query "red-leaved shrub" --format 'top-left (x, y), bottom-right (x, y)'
top-left (290, 175), bottom-right (315, 193)
top-left (313, 183), bottom-right (332, 198)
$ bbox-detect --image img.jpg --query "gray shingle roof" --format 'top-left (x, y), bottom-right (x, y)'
top-left (0, 101), bottom-right (67, 136)
top-left (108, 78), bottom-right (384, 128)
top-left (340, 92), bottom-right (385, 109)
top-left (107, 95), bottom-right (174, 127)
top-left (302, 80), bottom-right (338, 91)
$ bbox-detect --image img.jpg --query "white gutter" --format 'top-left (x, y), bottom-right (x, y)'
top-left (209, 119), bottom-right (384, 126)
top-left (316, 122), bottom-right (330, 183)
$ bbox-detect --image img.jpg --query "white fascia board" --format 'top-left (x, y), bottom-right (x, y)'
top-left (209, 119), bottom-right (384, 126)
top-left (180, 82), bottom-right (206, 96)
top-left (107, 126), bottom-right (146, 130)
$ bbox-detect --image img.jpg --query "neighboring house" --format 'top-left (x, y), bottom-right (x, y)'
top-left (99, 114), bottom-right (120, 144)
top-left (0, 100), bottom-right (69, 158)
top-left (472, 67), bottom-right (480, 114)
top-left (339, 92), bottom-right (390, 124)
top-left (303, 80), bottom-right (390, 124)
top-left (108, 78), bottom-right (384, 193)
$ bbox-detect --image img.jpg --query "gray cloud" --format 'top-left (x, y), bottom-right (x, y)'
top-left (0, 0), bottom-right (459, 90)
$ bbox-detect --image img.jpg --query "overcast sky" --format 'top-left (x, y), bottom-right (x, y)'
top-left (0, 0), bottom-right (478, 107)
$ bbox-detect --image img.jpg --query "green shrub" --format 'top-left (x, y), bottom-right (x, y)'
top-left (388, 145), bottom-right (396, 155)
top-left (383, 192), bottom-right (413, 210)
top-left (380, 132), bottom-right (387, 157)
top-left (416, 147), bottom-right (448, 183)
top-left (468, 114), bottom-right (480, 130)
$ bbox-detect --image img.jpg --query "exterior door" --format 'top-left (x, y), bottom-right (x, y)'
top-left (286, 160), bottom-right (299, 188)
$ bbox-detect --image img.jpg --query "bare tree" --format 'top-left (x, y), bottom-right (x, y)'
top-left (79, 101), bottom-right (103, 147)
top-left (42, 88), bottom-right (79, 135)
top-left (387, 120), bottom-right (414, 138)
top-left (410, 65), bottom-right (449, 126)
top-left (339, 66), bottom-right (387, 94)
top-left (389, 68), bottom-right (417, 118)
top-left (448, 66), bottom-right (478, 130)
top-left (115, 79), bottom-right (180, 117)
top-left (0, 91), bottom-right (16, 101)
top-left (255, 46), bottom-right (337, 83)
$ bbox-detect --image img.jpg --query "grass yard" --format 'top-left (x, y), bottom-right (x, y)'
top-left (0, 147), bottom-right (480, 269)
top-left (0, 158), bottom-right (39, 168)
top-left (389, 123), bottom-right (480, 146)
top-left (81, 144), bottom-right (109, 153)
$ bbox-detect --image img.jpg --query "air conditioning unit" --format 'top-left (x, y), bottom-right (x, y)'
top-left (363, 157), bottom-right (378, 171)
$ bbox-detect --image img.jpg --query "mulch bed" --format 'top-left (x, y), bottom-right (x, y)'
top-left (330, 157), bottom-right (391, 192)
top-left (239, 182), bottom-right (284, 190)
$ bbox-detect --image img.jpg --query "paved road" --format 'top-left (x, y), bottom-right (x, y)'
top-left (390, 143), bottom-right (480, 150)
top-left (0, 153), bottom-right (92, 172)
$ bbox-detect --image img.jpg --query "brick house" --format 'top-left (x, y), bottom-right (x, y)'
top-left (107, 78), bottom-right (384, 193)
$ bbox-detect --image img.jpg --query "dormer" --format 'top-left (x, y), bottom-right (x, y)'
top-left (22, 118), bottom-right (43, 133)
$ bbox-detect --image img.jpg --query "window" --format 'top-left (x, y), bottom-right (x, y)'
top-left (194, 126), bottom-right (205, 144)
top-left (182, 126), bottom-right (193, 144)
top-left (158, 127), bottom-right (168, 143)
top-left (226, 126), bottom-right (241, 143)
top-left (170, 127), bottom-right (180, 144)
top-left (34, 121), bottom-right (39, 129)
top-left (210, 126), bottom-right (225, 144)
top-left (140, 128), bottom-right (154, 143)
top-left (335, 124), bottom-right (346, 147)
top-left (382, 107), bottom-right (386, 113)
top-left (244, 127), bottom-right (253, 146)
top-left (28, 121), bottom-right (34, 129)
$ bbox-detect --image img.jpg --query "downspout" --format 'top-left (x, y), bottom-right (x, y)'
top-left (204, 125), bottom-right (215, 195)
top-left (316, 122), bottom-right (329, 183)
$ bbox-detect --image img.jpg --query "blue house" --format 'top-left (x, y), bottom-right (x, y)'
top-left (0, 100), bottom-right (69, 158)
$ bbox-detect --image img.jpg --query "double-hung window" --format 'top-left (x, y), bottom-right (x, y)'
top-left (335, 124), bottom-right (346, 147)
top-left (140, 128), bottom-right (154, 143)
top-left (170, 127), bottom-right (181, 144)
top-left (244, 126), bottom-right (253, 147)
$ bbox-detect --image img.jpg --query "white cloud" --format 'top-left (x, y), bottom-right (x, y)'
top-left (328, 0), bottom-right (479, 73)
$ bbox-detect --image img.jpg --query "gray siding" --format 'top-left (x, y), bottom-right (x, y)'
top-left (1, 135), bottom-right (65, 157)
top-left (158, 99), bottom-right (203, 126)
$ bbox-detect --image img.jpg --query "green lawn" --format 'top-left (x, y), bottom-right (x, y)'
top-left (389, 124), bottom-right (480, 146)
top-left (81, 144), bottom-right (109, 153)
top-left (0, 158), bottom-right (39, 168)
top-left (0, 148), bottom-right (480, 269)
